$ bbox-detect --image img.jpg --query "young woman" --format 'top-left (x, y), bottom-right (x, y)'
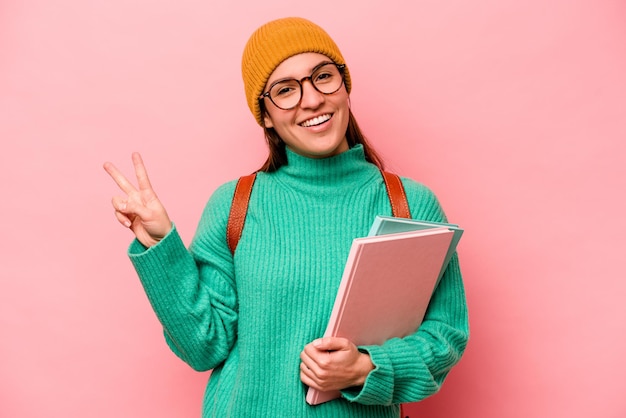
top-left (104, 17), bottom-right (468, 418)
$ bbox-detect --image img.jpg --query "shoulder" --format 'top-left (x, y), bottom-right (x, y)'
top-left (398, 176), bottom-right (437, 201)
top-left (201, 178), bottom-right (240, 217)
top-left (398, 176), bottom-right (448, 223)
top-left (192, 178), bottom-right (240, 246)
top-left (201, 171), bottom-right (269, 218)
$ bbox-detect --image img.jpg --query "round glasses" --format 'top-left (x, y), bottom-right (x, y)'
top-left (259, 62), bottom-right (346, 111)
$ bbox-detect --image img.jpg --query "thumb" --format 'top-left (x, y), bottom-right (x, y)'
top-left (312, 337), bottom-right (351, 352)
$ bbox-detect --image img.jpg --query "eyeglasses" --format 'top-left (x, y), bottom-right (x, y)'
top-left (259, 62), bottom-right (346, 111)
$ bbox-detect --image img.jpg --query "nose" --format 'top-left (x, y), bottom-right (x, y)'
top-left (299, 78), bottom-right (324, 109)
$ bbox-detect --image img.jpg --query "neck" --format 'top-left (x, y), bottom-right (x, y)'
top-left (272, 145), bottom-right (380, 193)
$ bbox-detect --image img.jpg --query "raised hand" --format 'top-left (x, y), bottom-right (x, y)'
top-left (103, 152), bottom-right (172, 248)
top-left (300, 337), bottom-right (374, 392)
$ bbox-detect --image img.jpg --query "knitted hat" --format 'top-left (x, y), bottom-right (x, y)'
top-left (241, 17), bottom-right (352, 126)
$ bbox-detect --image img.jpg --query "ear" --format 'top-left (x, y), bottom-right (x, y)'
top-left (263, 112), bottom-right (274, 129)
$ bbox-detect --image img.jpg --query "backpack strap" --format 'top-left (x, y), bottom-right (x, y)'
top-left (226, 172), bottom-right (257, 255)
top-left (226, 169), bottom-right (410, 255)
top-left (380, 171), bottom-right (411, 219)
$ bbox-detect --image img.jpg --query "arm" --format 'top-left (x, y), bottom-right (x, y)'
top-left (128, 217), bottom-right (238, 371)
top-left (104, 154), bottom-right (239, 371)
top-left (343, 180), bottom-right (469, 404)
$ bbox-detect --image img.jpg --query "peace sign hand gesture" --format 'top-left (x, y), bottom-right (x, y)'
top-left (103, 153), bottom-right (172, 248)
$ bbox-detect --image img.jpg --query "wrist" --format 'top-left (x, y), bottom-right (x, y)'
top-left (353, 351), bottom-right (374, 387)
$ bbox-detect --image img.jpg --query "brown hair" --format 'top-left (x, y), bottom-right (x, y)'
top-left (257, 108), bottom-right (385, 172)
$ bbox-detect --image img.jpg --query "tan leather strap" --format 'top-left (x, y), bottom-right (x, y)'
top-left (226, 172), bottom-right (257, 255)
top-left (227, 169), bottom-right (411, 255)
top-left (380, 171), bottom-right (411, 219)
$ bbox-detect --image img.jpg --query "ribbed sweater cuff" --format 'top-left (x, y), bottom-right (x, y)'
top-left (341, 344), bottom-right (394, 405)
top-left (127, 225), bottom-right (195, 313)
top-left (373, 337), bottom-right (443, 403)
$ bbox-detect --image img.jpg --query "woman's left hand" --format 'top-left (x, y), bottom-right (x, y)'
top-left (300, 337), bottom-right (374, 392)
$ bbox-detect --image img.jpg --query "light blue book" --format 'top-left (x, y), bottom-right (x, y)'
top-left (368, 215), bottom-right (464, 285)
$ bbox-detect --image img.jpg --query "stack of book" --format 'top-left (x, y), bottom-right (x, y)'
top-left (306, 216), bottom-right (463, 405)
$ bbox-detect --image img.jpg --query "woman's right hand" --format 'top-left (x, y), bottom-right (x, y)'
top-left (103, 152), bottom-right (172, 248)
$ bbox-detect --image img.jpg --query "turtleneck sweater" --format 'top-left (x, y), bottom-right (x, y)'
top-left (128, 145), bottom-right (469, 418)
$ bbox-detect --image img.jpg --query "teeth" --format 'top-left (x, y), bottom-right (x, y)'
top-left (301, 114), bottom-right (331, 127)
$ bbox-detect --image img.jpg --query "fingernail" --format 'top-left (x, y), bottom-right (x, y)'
top-left (124, 220), bottom-right (131, 228)
top-left (119, 202), bottom-right (127, 211)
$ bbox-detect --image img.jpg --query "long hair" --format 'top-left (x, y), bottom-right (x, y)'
top-left (257, 108), bottom-right (385, 172)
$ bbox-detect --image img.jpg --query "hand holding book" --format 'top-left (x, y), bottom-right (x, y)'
top-left (299, 337), bottom-right (374, 394)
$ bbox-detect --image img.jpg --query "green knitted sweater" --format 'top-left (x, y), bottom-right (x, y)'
top-left (128, 145), bottom-right (469, 417)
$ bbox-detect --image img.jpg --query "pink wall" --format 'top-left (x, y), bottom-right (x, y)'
top-left (2, 0), bottom-right (625, 417)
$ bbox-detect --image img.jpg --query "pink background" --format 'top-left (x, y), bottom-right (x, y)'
top-left (2, 0), bottom-right (625, 417)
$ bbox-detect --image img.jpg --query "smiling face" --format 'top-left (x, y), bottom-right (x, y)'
top-left (262, 53), bottom-right (350, 159)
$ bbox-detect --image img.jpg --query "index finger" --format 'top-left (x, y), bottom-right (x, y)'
top-left (131, 152), bottom-right (154, 191)
top-left (103, 160), bottom-right (137, 195)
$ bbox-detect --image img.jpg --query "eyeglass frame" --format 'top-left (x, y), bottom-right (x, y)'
top-left (258, 62), bottom-right (347, 111)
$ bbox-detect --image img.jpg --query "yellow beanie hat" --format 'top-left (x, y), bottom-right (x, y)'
top-left (241, 17), bottom-right (352, 126)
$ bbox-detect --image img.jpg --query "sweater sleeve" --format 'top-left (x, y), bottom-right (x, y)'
top-left (341, 180), bottom-right (469, 405)
top-left (127, 181), bottom-right (239, 372)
